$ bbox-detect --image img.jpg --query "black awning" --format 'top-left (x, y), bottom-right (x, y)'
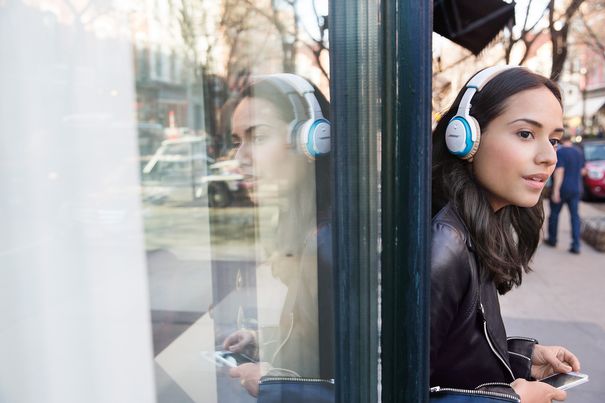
top-left (434, 0), bottom-right (516, 55)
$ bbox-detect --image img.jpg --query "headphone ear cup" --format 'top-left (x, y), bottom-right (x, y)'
top-left (298, 118), bottom-right (331, 160)
top-left (445, 114), bottom-right (481, 160)
top-left (289, 120), bottom-right (303, 147)
top-left (463, 116), bottom-right (481, 161)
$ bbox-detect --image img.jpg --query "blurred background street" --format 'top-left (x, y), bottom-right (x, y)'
top-left (501, 200), bottom-right (605, 402)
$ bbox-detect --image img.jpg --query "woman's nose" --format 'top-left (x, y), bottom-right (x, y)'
top-left (234, 142), bottom-right (252, 166)
top-left (536, 140), bottom-right (557, 167)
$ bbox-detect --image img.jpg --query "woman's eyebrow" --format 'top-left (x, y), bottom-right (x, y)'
top-left (507, 118), bottom-right (543, 127)
top-left (507, 118), bottom-right (564, 132)
top-left (244, 123), bottom-right (274, 135)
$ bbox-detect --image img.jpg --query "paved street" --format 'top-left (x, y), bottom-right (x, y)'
top-left (588, 200), bottom-right (605, 213)
top-left (500, 200), bottom-right (605, 402)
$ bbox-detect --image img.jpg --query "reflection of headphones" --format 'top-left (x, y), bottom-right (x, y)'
top-left (256, 74), bottom-right (331, 160)
top-left (445, 65), bottom-right (517, 160)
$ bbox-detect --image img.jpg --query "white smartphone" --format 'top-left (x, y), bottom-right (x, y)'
top-left (539, 371), bottom-right (589, 390)
top-left (200, 350), bottom-right (256, 368)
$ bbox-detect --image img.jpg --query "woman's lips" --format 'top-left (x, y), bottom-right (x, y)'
top-left (240, 175), bottom-right (256, 189)
top-left (522, 173), bottom-right (549, 190)
top-left (523, 178), bottom-right (545, 190)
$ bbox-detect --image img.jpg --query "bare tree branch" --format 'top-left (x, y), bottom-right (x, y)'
top-left (302, 41), bottom-right (329, 81)
top-left (432, 53), bottom-right (474, 76)
top-left (549, 0), bottom-right (586, 80)
top-left (578, 6), bottom-right (605, 56)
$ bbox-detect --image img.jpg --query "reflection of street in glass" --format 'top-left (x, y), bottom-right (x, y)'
top-left (142, 202), bottom-right (280, 261)
top-left (138, 70), bottom-right (333, 401)
top-left (141, 136), bottom-right (251, 208)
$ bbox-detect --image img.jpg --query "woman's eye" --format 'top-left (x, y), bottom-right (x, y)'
top-left (231, 135), bottom-right (242, 148)
top-left (549, 138), bottom-right (561, 147)
top-left (517, 130), bottom-right (534, 140)
top-left (253, 134), bottom-right (269, 145)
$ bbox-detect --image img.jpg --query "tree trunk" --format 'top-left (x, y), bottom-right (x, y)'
top-left (550, 27), bottom-right (569, 81)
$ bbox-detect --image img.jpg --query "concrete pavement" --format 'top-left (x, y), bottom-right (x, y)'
top-left (500, 201), bottom-right (605, 402)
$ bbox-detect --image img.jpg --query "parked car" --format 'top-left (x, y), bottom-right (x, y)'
top-left (582, 140), bottom-right (605, 200)
top-left (141, 136), bottom-right (246, 207)
top-left (198, 159), bottom-right (246, 207)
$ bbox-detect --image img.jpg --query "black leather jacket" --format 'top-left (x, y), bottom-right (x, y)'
top-left (430, 203), bottom-right (537, 393)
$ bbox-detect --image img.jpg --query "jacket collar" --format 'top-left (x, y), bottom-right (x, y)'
top-left (434, 202), bottom-right (475, 251)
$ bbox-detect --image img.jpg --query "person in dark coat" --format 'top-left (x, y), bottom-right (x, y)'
top-left (431, 66), bottom-right (581, 402)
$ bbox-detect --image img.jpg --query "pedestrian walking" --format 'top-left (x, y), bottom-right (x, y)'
top-left (544, 133), bottom-right (586, 254)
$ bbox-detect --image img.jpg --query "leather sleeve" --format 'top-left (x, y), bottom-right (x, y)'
top-left (430, 222), bottom-right (473, 376)
top-left (507, 336), bottom-right (538, 380)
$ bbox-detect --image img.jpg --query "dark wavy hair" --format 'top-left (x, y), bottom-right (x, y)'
top-left (432, 67), bottom-right (562, 294)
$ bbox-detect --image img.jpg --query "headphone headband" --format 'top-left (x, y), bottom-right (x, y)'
top-left (457, 65), bottom-right (516, 114)
top-left (467, 65), bottom-right (515, 90)
top-left (250, 74), bottom-right (331, 159)
top-left (253, 74), bottom-right (325, 121)
top-left (446, 65), bottom-right (519, 160)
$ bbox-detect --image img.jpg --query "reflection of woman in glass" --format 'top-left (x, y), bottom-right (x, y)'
top-left (222, 74), bottom-right (333, 397)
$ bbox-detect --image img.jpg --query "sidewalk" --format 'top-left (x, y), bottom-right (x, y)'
top-left (500, 201), bottom-right (605, 403)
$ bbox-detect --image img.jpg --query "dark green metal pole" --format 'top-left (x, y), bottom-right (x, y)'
top-left (381, 0), bottom-right (432, 402)
top-left (329, 1), bottom-right (381, 402)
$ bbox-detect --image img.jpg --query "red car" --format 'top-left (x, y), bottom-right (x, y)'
top-left (582, 140), bottom-right (605, 200)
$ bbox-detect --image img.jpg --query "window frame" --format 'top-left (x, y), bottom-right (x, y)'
top-left (330, 0), bottom-right (432, 401)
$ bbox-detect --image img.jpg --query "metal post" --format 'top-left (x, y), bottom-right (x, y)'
top-left (381, 0), bottom-right (432, 401)
top-left (329, 1), bottom-right (381, 402)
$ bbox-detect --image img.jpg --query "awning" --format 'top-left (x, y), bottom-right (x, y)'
top-left (434, 0), bottom-right (516, 55)
top-left (565, 96), bottom-right (605, 119)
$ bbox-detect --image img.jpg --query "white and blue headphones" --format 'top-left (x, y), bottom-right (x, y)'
top-left (445, 65), bottom-right (518, 160)
top-left (255, 73), bottom-right (331, 160)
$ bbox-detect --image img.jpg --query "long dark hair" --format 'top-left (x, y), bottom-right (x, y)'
top-left (432, 68), bottom-right (562, 294)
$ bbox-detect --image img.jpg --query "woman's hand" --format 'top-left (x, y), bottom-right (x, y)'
top-left (531, 344), bottom-right (581, 380)
top-left (511, 378), bottom-right (567, 402)
top-left (229, 362), bottom-right (262, 397)
top-left (223, 329), bottom-right (258, 358)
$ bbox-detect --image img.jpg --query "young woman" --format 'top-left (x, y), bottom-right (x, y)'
top-left (431, 66), bottom-right (581, 402)
top-left (221, 74), bottom-right (333, 397)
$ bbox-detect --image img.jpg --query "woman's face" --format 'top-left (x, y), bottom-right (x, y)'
top-left (472, 87), bottom-right (564, 211)
top-left (232, 96), bottom-right (307, 200)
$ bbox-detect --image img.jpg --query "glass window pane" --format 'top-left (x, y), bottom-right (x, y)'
top-left (2, 0), bottom-right (336, 401)
top-left (133, 1), bottom-right (334, 402)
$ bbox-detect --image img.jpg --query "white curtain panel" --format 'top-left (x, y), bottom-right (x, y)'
top-left (0, 1), bottom-right (156, 402)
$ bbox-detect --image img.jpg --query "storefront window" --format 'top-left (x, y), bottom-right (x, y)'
top-left (134, 1), bottom-right (333, 402)
top-left (2, 0), bottom-right (388, 401)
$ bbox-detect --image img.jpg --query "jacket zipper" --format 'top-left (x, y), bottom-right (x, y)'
top-left (259, 376), bottom-right (335, 385)
top-left (508, 351), bottom-right (531, 362)
top-left (430, 386), bottom-right (520, 402)
top-left (507, 336), bottom-right (537, 343)
top-left (475, 381), bottom-right (516, 389)
top-left (479, 303), bottom-right (516, 381)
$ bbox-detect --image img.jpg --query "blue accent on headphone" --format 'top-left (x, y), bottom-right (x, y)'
top-left (305, 118), bottom-right (331, 157)
top-left (448, 116), bottom-right (474, 157)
